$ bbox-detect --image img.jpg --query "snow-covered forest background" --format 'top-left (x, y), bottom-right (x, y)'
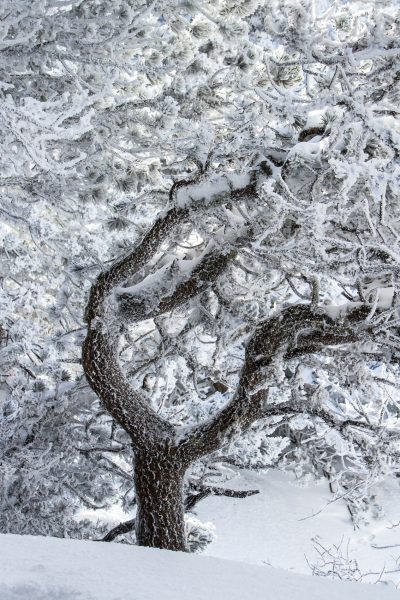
top-left (1, 0), bottom-right (400, 596)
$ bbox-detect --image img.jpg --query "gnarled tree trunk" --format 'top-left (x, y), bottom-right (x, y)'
top-left (82, 171), bottom-right (374, 552)
top-left (134, 449), bottom-right (187, 551)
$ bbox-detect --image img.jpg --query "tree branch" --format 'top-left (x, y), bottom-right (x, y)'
top-left (178, 304), bottom-right (372, 460)
top-left (185, 485), bottom-right (259, 511)
top-left (82, 170), bottom-right (265, 449)
top-left (118, 248), bottom-right (237, 322)
top-left (100, 518), bottom-right (136, 542)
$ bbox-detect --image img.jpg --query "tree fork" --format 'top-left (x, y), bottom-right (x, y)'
top-left (82, 174), bottom-right (263, 551)
top-left (82, 173), bottom-right (377, 552)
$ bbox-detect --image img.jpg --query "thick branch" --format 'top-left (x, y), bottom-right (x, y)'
top-left (185, 486), bottom-right (259, 511)
top-left (84, 207), bottom-right (188, 323)
top-left (178, 304), bottom-right (372, 461)
top-left (118, 248), bottom-right (237, 322)
top-left (82, 170), bottom-right (264, 448)
top-left (100, 518), bottom-right (136, 542)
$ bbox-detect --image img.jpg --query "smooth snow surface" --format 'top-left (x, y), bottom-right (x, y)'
top-left (0, 533), bottom-right (397, 600)
top-left (196, 470), bottom-right (400, 585)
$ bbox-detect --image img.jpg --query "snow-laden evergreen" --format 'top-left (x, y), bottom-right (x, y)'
top-left (0, 0), bottom-right (399, 548)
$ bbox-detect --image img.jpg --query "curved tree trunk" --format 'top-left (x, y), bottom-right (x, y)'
top-left (82, 173), bottom-right (375, 552)
top-left (134, 450), bottom-right (187, 552)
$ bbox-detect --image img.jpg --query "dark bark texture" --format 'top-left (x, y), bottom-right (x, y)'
top-left (134, 450), bottom-right (187, 551)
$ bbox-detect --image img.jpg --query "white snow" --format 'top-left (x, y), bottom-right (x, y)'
top-left (321, 288), bottom-right (394, 321)
top-left (0, 532), bottom-right (398, 600)
top-left (175, 173), bottom-right (250, 208)
top-left (195, 470), bottom-right (400, 586)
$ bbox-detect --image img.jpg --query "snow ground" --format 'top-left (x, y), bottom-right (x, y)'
top-left (196, 470), bottom-right (400, 586)
top-left (0, 533), bottom-right (398, 600)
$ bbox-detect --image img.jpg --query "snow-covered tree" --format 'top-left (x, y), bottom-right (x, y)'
top-left (1, 0), bottom-right (400, 549)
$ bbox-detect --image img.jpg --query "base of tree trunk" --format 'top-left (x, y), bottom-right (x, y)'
top-left (134, 451), bottom-right (188, 552)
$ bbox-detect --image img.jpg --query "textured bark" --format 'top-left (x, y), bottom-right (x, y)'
top-left (82, 328), bottom-right (174, 446)
top-left (179, 304), bottom-right (372, 461)
top-left (101, 518), bottom-right (136, 542)
top-left (134, 450), bottom-right (187, 551)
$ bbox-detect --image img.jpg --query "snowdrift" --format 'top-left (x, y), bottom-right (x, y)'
top-left (0, 533), bottom-right (397, 600)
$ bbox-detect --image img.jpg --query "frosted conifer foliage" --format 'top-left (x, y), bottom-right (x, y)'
top-left (0, 0), bottom-right (400, 546)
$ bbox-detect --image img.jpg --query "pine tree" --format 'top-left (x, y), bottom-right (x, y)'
top-left (1, 0), bottom-right (400, 547)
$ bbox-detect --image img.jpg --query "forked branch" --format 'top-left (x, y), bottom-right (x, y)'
top-left (178, 304), bottom-right (373, 460)
top-left (82, 169), bottom-right (265, 449)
